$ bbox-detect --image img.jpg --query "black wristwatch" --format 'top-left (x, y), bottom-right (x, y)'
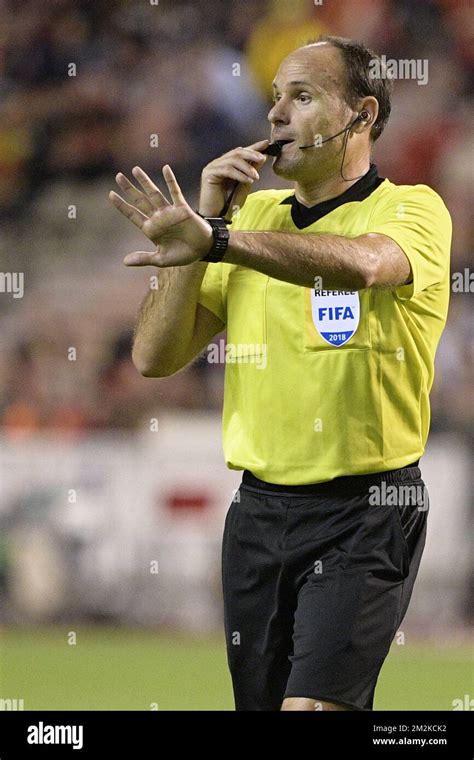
top-left (196, 214), bottom-right (230, 263)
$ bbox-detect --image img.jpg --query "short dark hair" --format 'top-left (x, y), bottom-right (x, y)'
top-left (304, 35), bottom-right (393, 142)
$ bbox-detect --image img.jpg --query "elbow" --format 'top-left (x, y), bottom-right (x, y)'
top-left (133, 360), bottom-right (159, 378)
top-left (136, 363), bottom-right (176, 378)
top-left (137, 365), bottom-right (165, 378)
top-left (132, 348), bottom-right (174, 378)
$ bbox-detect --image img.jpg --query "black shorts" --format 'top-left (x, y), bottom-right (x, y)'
top-left (221, 463), bottom-right (428, 711)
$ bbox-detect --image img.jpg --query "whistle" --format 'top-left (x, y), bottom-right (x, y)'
top-left (262, 139), bottom-right (293, 156)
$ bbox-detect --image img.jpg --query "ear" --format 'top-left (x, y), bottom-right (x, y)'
top-left (353, 96), bottom-right (379, 134)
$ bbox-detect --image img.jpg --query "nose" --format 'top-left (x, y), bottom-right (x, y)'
top-left (267, 99), bottom-right (290, 126)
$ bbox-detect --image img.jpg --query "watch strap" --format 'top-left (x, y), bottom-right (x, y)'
top-left (196, 214), bottom-right (230, 263)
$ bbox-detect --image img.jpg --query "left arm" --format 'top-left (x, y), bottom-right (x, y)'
top-left (222, 231), bottom-right (411, 290)
top-left (109, 166), bottom-right (411, 291)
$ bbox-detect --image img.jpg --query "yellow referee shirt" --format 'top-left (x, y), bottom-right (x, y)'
top-left (198, 165), bottom-right (452, 485)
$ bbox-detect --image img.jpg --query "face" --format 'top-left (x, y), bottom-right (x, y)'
top-left (267, 43), bottom-right (353, 182)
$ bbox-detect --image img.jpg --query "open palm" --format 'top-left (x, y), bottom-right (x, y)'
top-left (109, 165), bottom-right (212, 267)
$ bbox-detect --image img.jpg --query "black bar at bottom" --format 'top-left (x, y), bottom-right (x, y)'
top-left (0, 710), bottom-right (472, 757)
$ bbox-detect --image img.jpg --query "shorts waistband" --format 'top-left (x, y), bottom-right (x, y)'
top-left (241, 461), bottom-right (421, 498)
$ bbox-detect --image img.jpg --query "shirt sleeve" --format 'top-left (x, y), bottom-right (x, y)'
top-left (366, 184), bottom-right (452, 300)
top-left (197, 263), bottom-right (226, 324)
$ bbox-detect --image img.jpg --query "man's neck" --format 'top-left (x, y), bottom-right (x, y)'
top-left (294, 157), bottom-right (371, 208)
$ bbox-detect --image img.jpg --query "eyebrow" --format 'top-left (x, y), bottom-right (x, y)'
top-left (272, 80), bottom-right (318, 92)
top-left (272, 80), bottom-right (312, 87)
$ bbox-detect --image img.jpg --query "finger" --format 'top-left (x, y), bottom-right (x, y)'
top-left (230, 157), bottom-right (261, 179)
top-left (219, 140), bottom-right (269, 162)
top-left (162, 164), bottom-right (187, 206)
top-left (223, 168), bottom-right (257, 184)
top-left (109, 191), bottom-right (148, 230)
top-left (115, 173), bottom-right (155, 215)
top-left (131, 166), bottom-right (169, 208)
top-left (247, 139), bottom-right (270, 150)
top-left (123, 251), bottom-right (157, 267)
top-left (123, 250), bottom-right (173, 268)
top-left (207, 158), bottom-right (259, 182)
top-left (236, 148), bottom-right (268, 163)
top-left (216, 158), bottom-right (260, 180)
top-left (206, 167), bottom-right (256, 186)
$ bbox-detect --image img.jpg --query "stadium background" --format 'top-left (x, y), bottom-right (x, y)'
top-left (0, 0), bottom-right (472, 710)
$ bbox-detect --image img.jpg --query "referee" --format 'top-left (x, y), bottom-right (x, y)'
top-left (109, 37), bottom-right (452, 711)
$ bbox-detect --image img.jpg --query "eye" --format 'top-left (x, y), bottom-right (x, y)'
top-left (297, 93), bottom-right (311, 103)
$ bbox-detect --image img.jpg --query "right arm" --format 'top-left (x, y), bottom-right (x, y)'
top-left (132, 264), bottom-right (224, 377)
top-left (110, 141), bottom-right (268, 377)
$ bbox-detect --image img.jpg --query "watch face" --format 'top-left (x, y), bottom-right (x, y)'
top-left (202, 218), bottom-right (229, 261)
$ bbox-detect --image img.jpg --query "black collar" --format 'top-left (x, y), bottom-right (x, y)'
top-left (280, 163), bottom-right (384, 229)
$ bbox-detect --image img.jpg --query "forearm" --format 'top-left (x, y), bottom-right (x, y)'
top-left (132, 262), bottom-right (208, 375)
top-left (223, 231), bottom-right (384, 290)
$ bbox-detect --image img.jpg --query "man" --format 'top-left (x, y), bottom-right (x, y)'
top-left (109, 37), bottom-right (452, 711)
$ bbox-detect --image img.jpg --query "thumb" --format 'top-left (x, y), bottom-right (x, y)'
top-left (123, 251), bottom-right (158, 267)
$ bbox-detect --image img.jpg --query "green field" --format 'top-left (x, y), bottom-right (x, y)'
top-left (0, 627), bottom-right (472, 711)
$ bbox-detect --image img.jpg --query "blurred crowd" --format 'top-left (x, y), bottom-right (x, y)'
top-left (0, 0), bottom-right (472, 437)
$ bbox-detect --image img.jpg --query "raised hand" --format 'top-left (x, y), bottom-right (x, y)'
top-left (109, 165), bottom-right (213, 267)
top-left (199, 140), bottom-right (269, 220)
